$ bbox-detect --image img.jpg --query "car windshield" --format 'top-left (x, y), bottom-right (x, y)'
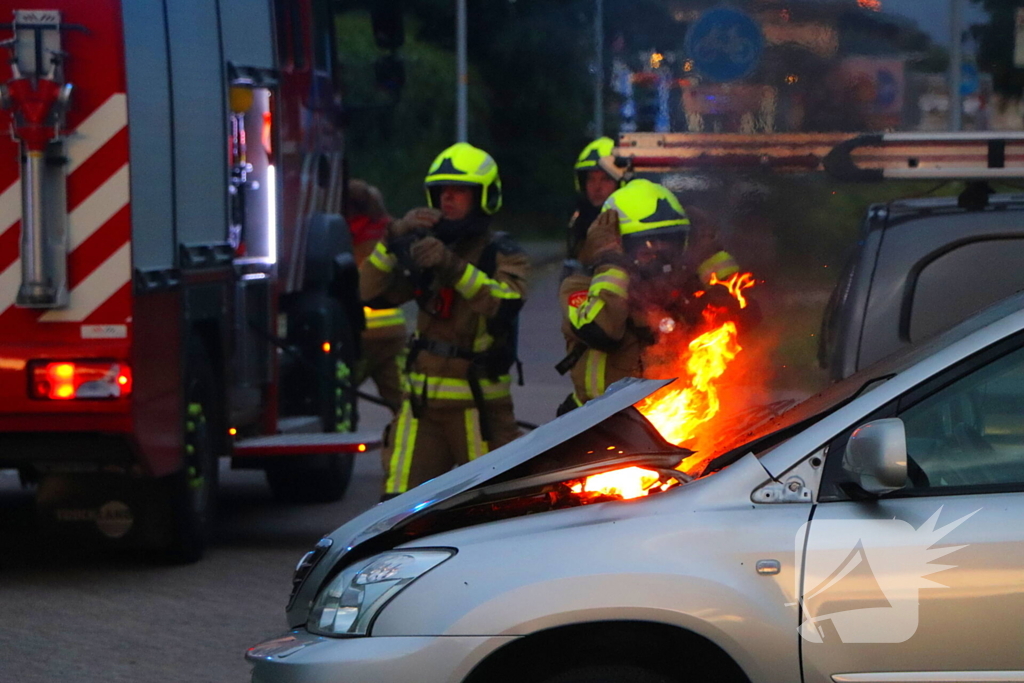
top-left (703, 290), bottom-right (1024, 468)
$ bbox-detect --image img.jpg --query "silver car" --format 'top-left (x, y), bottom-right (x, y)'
top-left (247, 293), bottom-right (1024, 683)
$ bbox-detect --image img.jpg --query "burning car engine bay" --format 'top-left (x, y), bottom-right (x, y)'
top-left (381, 410), bottom-right (696, 546)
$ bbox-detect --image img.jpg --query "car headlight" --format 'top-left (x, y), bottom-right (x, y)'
top-left (307, 549), bottom-right (454, 636)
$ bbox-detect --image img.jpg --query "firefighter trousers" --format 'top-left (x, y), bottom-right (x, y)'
top-left (356, 334), bottom-right (406, 413)
top-left (381, 397), bottom-right (519, 497)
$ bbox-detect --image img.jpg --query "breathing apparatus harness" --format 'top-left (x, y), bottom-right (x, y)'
top-left (389, 218), bottom-right (523, 441)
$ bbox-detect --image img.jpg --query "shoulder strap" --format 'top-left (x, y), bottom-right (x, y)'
top-left (480, 231), bottom-right (522, 276)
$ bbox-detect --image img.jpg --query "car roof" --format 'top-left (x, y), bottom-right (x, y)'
top-left (886, 192), bottom-right (1024, 219)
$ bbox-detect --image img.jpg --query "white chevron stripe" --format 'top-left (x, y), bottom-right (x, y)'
top-left (0, 92), bottom-right (128, 238)
top-left (0, 180), bottom-right (20, 236)
top-left (0, 258), bottom-right (20, 314)
top-left (68, 164), bottom-right (129, 250)
top-left (67, 93), bottom-right (128, 174)
top-left (39, 242), bottom-right (131, 323)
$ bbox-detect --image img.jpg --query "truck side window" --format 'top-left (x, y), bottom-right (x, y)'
top-left (909, 238), bottom-right (1024, 342)
top-left (898, 343), bottom-right (1024, 492)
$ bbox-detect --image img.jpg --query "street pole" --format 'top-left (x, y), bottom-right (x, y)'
top-left (456, 0), bottom-right (468, 142)
top-left (950, 0), bottom-right (962, 131)
top-left (593, 0), bottom-right (604, 137)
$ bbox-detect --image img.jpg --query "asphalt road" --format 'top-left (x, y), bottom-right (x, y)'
top-left (0, 249), bottom-right (570, 683)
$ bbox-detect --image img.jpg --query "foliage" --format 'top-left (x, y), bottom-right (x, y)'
top-left (335, 12), bottom-right (491, 215)
top-left (336, 1), bottom-right (597, 238)
top-left (970, 0), bottom-right (1024, 97)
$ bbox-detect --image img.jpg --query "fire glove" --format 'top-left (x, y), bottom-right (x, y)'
top-left (387, 207), bottom-right (442, 242)
top-left (410, 236), bottom-right (465, 283)
top-left (579, 210), bottom-right (624, 267)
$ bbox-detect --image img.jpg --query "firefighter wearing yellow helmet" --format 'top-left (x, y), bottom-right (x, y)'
top-left (568, 137), bottom-right (621, 260)
top-left (556, 179), bottom-right (743, 413)
top-left (360, 143), bottom-right (530, 499)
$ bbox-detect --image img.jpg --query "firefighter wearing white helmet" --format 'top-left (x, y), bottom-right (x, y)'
top-left (568, 136), bottom-right (620, 260)
top-left (556, 178), bottom-right (742, 414)
top-left (360, 142), bottom-right (530, 499)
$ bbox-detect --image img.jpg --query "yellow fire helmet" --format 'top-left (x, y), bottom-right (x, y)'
top-left (601, 178), bottom-right (690, 242)
top-left (573, 136), bottom-right (617, 192)
top-left (424, 142), bottom-right (503, 215)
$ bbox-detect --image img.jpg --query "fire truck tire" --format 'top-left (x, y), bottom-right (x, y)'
top-left (541, 666), bottom-right (676, 683)
top-left (265, 452), bottom-right (354, 504)
top-left (163, 342), bottom-right (220, 563)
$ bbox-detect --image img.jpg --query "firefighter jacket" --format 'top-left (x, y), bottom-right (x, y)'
top-left (360, 230), bottom-right (530, 409)
top-left (560, 244), bottom-right (740, 406)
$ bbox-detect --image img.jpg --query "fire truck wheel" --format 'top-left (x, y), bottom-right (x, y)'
top-left (264, 452), bottom-right (354, 504)
top-left (164, 344), bottom-right (220, 563)
top-left (541, 666), bottom-right (677, 683)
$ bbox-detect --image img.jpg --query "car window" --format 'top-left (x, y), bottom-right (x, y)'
top-left (910, 238), bottom-right (1024, 343)
top-left (900, 343), bottom-right (1024, 491)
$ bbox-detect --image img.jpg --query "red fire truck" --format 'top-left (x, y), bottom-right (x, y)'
top-left (0, 0), bottom-right (377, 561)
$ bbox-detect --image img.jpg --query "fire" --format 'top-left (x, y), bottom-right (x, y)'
top-left (572, 271), bottom-right (758, 497)
top-left (637, 321), bottom-right (741, 453)
top-left (570, 466), bottom-right (662, 500)
top-left (638, 272), bottom-right (755, 472)
top-left (708, 272), bottom-right (755, 310)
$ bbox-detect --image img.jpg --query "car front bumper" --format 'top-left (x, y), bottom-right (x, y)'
top-left (246, 629), bottom-right (517, 683)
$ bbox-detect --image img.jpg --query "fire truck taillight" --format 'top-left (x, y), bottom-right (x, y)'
top-left (29, 361), bottom-right (133, 400)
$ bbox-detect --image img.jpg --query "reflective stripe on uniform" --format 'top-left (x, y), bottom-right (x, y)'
top-left (572, 392), bottom-right (584, 407)
top-left (568, 296), bottom-right (606, 329)
top-left (464, 408), bottom-right (488, 461)
top-left (385, 400), bottom-right (419, 494)
top-left (369, 241), bottom-right (397, 273)
top-left (583, 350), bottom-right (607, 399)
top-left (407, 373), bottom-right (511, 401)
top-left (455, 263), bottom-right (522, 300)
top-left (473, 315), bottom-right (494, 353)
top-left (364, 306), bottom-right (406, 329)
top-left (590, 267), bottom-right (629, 299)
top-left (697, 250), bottom-right (740, 285)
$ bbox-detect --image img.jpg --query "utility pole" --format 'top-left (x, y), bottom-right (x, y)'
top-left (593, 0), bottom-right (604, 137)
top-left (456, 0), bottom-right (468, 142)
top-left (950, 0), bottom-right (962, 131)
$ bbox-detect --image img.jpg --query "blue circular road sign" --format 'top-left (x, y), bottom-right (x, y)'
top-left (686, 7), bottom-right (764, 83)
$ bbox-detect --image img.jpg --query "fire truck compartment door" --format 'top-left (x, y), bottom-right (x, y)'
top-left (219, 0), bottom-right (275, 70)
top-left (286, 377), bottom-right (672, 627)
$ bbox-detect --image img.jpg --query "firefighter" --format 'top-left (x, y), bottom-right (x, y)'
top-left (347, 179), bottom-right (407, 413)
top-left (556, 178), bottom-right (742, 414)
top-left (360, 143), bottom-right (530, 499)
top-left (568, 137), bottom-right (621, 260)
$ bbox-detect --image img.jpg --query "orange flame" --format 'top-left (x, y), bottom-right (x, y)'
top-left (638, 272), bottom-right (755, 473)
top-left (637, 321), bottom-right (742, 453)
top-left (708, 272), bottom-right (755, 310)
top-left (570, 466), bottom-right (662, 500)
top-left (572, 272), bottom-right (757, 496)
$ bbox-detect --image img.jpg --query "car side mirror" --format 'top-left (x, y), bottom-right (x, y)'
top-left (842, 418), bottom-right (908, 495)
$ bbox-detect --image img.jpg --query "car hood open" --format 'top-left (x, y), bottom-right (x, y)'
top-left (286, 378), bottom-right (676, 627)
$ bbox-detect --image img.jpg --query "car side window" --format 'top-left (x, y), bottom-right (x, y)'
top-left (899, 344), bottom-right (1024, 492)
top-left (908, 238), bottom-right (1024, 343)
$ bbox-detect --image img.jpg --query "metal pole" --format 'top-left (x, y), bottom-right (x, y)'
top-left (950, 0), bottom-right (963, 131)
top-left (593, 0), bottom-right (604, 137)
top-left (456, 0), bottom-right (468, 142)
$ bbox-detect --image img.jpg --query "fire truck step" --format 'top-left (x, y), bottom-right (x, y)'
top-left (277, 416), bottom-right (322, 434)
top-left (233, 432), bottom-right (379, 457)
